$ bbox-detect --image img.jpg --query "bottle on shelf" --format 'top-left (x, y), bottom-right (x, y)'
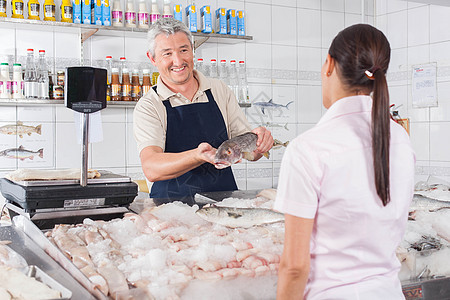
top-left (60, 0), bottom-right (73, 22)
top-left (124, 0), bottom-right (136, 28)
top-left (110, 67), bottom-right (121, 101)
top-left (195, 58), bottom-right (204, 74)
top-left (238, 60), bottom-right (249, 103)
top-left (43, 0), bottom-right (56, 21)
top-left (131, 69), bottom-right (141, 101)
top-left (149, 0), bottom-right (160, 24)
top-left (121, 67), bottom-right (132, 101)
top-left (162, 0), bottom-right (171, 18)
top-left (48, 70), bottom-right (53, 99)
top-left (137, 0), bottom-right (148, 29)
top-left (0, 0), bottom-right (7, 17)
top-left (228, 59), bottom-right (239, 100)
top-left (27, 0), bottom-right (40, 20)
top-left (105, 55), bottom-right (113, 101)
top-left (142, 68), bottom-right (151, 95)
top-left (111, 0), bottom-right (123, 27)
top-left (219, 59), bottom-right (229, 85)
top-left (11, 63), bottom-right (23, 99)
top-left (24, 49), bottom-right (38, 99)
top-left (0, 63), bottom-right (11, 99)
top-left (119, 56), bottom-right (127, 83)
top-left (151, 71), bottom-right (159, 85)
top-left (12, 0), bottom-right (24, 18)
top-left (209, 59), bottom-right (217, 78)
top-left (37, 50), bottom-right (49, 99)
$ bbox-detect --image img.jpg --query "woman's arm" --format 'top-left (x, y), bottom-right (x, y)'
top-left (277, 214), bottom-right (315, 299)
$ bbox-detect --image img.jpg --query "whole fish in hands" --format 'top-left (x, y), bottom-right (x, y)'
top-left (195, 205), bottom-right (284, 228)
top-left (214, 132), bottom-right (269, 169)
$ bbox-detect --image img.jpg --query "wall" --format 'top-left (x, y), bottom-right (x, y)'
top-left (376, 0), bottom-right (450, 184)
top-left (0, 0), bottom-right (374, 191)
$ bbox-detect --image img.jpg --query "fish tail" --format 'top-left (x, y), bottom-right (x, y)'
top-left (263, 151), bottom-right (270, 159)
top-left (283, 141), bottom-right (289, 147)
top-left (285, 101), bottom-right (294, 110)
top-left (35, 124), bottom-right (42, 135)
top-left (284, 123), bottom-right (289, 131)
top-left (38, 148), bottom-right (44, 158)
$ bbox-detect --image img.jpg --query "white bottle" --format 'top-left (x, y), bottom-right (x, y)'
top-left (37, 49), bottom-right (49, 99)
top-left (209, 58), bottom-right (217, 78)
top-left (219, 59), bottom-right (229, 85)
top-left (228, 60), bottom-right (239, 100)
top-left (12, 63), bottom-right (23, 99)
top-left (195, 58), bottom-right (204, 74)
top-left (137, 0), bottom-right (148, 28)
top-left (119, 56), bottom-right (127, 83)
top-left (125, 0), bottom-right (136, 27)
top-left (111, 0), bottom-right (123, 27)
top-left (24, 49), bottom-right (39, 99)
top-left (162, 0), bottom-right (171, 18)
top-left (238, 60), bottom-right (249, 103)
top-left (0, 63), bottom-right (11, 99)
top-left (149, 0), bottom-right (160, 24)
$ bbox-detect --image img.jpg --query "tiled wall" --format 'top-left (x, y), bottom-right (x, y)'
top-left (376, 0), bottom-right (450, 183)
top-left (0, 0), bottom-right (375, 191)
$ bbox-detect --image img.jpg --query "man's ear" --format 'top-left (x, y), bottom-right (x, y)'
top-left (147, 51), bottom-right (157, 66)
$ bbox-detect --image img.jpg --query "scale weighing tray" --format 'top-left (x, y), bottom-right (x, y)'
top-left (0, 171), bottom-right (138, 212)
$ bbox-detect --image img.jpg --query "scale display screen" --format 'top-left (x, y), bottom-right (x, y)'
top-left (65, 67), bottom-right (107, 113)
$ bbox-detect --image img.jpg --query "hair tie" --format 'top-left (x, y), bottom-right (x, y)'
top-left (365, 66), bottom-right (381, 80)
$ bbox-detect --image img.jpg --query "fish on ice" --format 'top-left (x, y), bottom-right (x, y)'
top-left (0, 122), bottom-right (42, 138)
top-left (0, 146), bottom-right (44, 160)
top-left (214, 132), bottom-right (269, 169)
top-left (195, 205), bottom-right (284, 228)
top-left (252, 99), bottom-right (293, 115)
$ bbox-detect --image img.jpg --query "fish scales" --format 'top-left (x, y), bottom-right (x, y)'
top-left (215, 132), bottom-right (259, 167)
top-left (196, 206), bottom-right (284, 228)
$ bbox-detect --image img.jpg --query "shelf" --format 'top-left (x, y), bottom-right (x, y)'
top-left (0, 98), bottom-right (251, 108)
top-left (0, 17), bottom-right (253, 45)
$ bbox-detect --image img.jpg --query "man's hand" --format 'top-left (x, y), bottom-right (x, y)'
top-left (252, 126), bottom-right (274, 154)
top-left (197, 142), bottom-right (217, 164)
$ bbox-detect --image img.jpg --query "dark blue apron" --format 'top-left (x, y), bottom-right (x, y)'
top-left (150, 86), bottom-right (238, 200)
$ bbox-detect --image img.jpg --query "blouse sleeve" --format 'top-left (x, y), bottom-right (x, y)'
top-left (273, 137), bottom-right (322, 219)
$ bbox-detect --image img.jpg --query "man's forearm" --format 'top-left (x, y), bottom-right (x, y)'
top-left (142, 149), bottom-right (204, 181)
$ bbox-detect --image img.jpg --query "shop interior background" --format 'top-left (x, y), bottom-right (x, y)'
top-left (0, 0), bottom-right (449, 192)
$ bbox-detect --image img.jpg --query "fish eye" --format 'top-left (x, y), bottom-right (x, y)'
top-left (226, 149), bottom-right (232, 155)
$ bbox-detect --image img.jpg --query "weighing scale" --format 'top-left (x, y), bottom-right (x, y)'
top-left (0, 67), bottom-right (138, 229)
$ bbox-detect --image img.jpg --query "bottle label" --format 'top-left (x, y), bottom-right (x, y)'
top-left (142, 85), bottom-right (151, 95)
top-left (138, 12), bottom-right (148, 26)
top-left (111, 83), bottom-right (121, 97)
top-left (149, 13), bottom-right (159, 24)
top-left (0, 81), bottom-right (3, 97)
top-left (121, 84), bottom-right (131, 97)
top-left (12, 81), bottom-right (19, 94)
top-left (0, 0), bottom-right (6, 13)
top-left (5, 81), bottom-right (11, 94)
top-left (125, 12), bottom-right (136, 25)
top-left (63, 6), bottom-right (72, 19)
top-left (24, 81), bottom-right (38, 98)
top-left (131, 84), bottom-right (141, 98)
top-left (28, 3), bottom-right (39, 16)
top-left (14, 1), bottom-right (24, 15)
top-left (112, 10), bottom-right (122, 24)
top-left (44, 4), bottom-right (55, 18)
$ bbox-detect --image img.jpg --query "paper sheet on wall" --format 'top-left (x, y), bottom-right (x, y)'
top-left (412, 63), bottom-right (437, 108)
top-left (74, 111), bottom-right (104, 144)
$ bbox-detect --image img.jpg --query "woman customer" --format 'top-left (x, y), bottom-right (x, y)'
top-left (274, 24), bottom-right (415, 299)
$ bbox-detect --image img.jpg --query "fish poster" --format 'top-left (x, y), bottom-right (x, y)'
top-left (248, 85), bottom-right (296, 124)
top-left (0, 121), bottom-right (55, 170)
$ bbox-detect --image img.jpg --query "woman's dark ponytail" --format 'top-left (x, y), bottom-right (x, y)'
top-left (329, 24), bottom-right (391, 206)
top-left (371, 68), bottom-right (391, 206)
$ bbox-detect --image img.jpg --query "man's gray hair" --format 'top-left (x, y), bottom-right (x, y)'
top-left (147, 18), bottom-right (193, 57)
